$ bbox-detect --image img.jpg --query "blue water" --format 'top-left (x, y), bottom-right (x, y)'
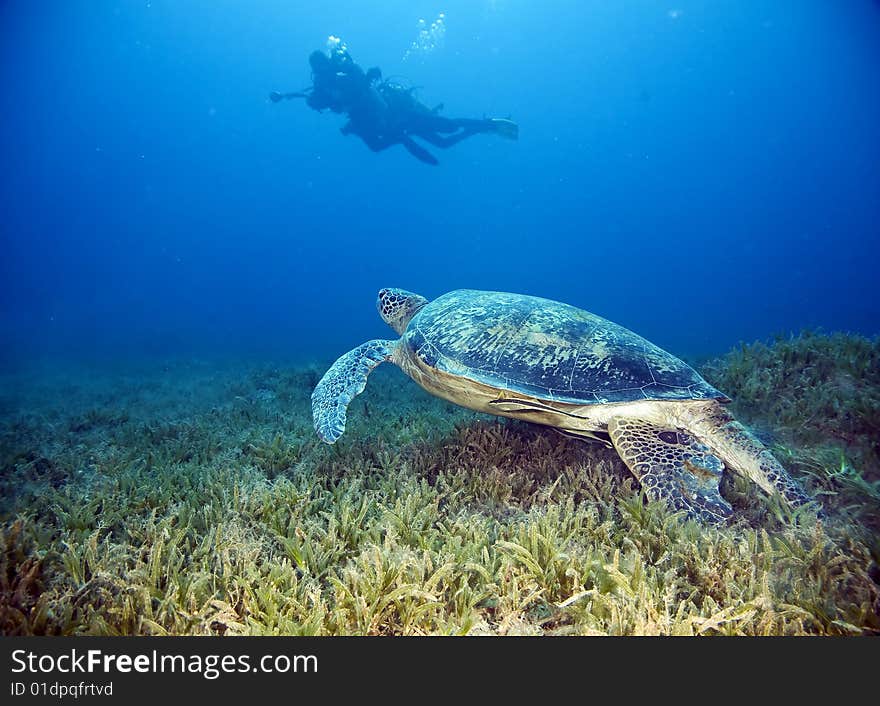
top-left (2, 1), bottom-right (879, 368)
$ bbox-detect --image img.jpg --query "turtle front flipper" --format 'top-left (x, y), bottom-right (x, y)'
top-left (679, 402), bottom-right (817, 514)
top-left (311, 340), bottom-right (397, 444)
top-left (608, 417), bottom-right (732, 524)
top-left (725, 428), bottom-right (815, 510)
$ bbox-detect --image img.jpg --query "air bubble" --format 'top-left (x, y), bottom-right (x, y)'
top-left (403, 12), bottom-right (446, 62)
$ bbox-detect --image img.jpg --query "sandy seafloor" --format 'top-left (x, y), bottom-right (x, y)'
top-left (1, 332), bottom-right (878, 635)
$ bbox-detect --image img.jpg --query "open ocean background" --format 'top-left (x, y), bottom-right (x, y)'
top-left (2, 2), bottom-right (880, 640)
top-left (2, 0), bottom-right (879, 369)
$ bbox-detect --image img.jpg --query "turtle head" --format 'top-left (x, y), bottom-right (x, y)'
top-left (377, 288), bottom-right (428, 334)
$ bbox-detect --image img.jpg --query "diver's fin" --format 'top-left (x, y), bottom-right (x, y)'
top-left (269, 91), bottom-right (309, 103)
top-left (311, 340), bottom-right (397, 443)
top-left (488, 118), bottom-right (519, 140)
top-left (401, 136), bottom-right (439, 166)
top-left (607, 417), bottom-right (732, 524)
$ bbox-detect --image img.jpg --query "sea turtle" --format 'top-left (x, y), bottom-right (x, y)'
top-left (311, 288), bottom-right (814, 523)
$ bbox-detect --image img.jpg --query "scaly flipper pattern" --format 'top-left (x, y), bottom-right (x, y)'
top-left (608, 417), bottom-right (732, 524)
top-left (311, 340), bottom-right (397, 443)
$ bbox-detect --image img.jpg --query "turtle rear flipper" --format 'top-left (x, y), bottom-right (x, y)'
top-left (608, 417), bottom-right (732, 524)
top-left (311, 340), bottom-right (397, 444)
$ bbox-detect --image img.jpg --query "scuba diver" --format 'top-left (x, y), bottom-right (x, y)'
top-left (270, 40), bottom-right (518, 165)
